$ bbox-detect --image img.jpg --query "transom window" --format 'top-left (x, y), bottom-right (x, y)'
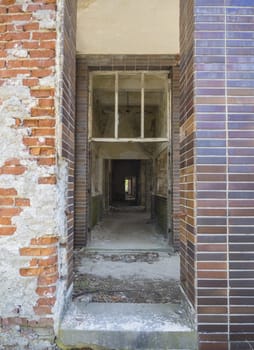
top-left (89, 71), bottom-right (169, 142)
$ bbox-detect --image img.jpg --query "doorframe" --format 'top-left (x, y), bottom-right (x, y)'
top-left (74, 55), bottom-right (180, 249)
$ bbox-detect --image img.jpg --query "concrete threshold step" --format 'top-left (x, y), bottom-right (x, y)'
top-left (57, 302), bottom-right (197, 350)
top-left (84, 248), bottom-right (175, 253)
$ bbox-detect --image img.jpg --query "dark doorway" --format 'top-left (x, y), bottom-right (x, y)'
top-left (111, 160), bottom-right (140, 206)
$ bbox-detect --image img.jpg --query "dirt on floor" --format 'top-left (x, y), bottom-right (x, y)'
top-left (73, 250), bottom-right (181, 304)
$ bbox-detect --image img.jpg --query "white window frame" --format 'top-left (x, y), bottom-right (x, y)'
top-left (89, 71), bottom-right (170, 142)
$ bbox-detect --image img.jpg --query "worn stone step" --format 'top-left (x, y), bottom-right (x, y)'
top-left (57, 302), bottom-right (197, 350)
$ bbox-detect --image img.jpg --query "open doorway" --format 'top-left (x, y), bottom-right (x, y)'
top-left (111, 160), bottom-right (140, 207)
top-left (87, 70), bottom-right (172, 249)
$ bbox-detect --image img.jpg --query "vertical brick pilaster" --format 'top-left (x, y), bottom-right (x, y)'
top-left (180, 1), bottom-right (254, 349)
top-left (179, 0), bottom-right (196, 308)
top-left (226, 2), bottom-right (254, 349)
top-left (171, 66), bottom-right (180, 249)
top-left (195, 2), bottom-right (228, 348)
top-left (60, 0), bottom-right (77, 288)
top-left (75, 58), bottom-right (89, 247)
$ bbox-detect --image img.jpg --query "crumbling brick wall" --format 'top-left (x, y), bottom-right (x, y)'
top-left (0, 0), bottom-right (75, 347)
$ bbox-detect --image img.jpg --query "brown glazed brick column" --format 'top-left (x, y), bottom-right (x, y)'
top-left (60, 0), bottom-right (77, 289)
top-left (171, 65), bottom-right (181, 249)
top-left (226, 2), bottom-right (254, 349)
top-left (180, 0), bottom-right (254, 349)
top-left (179, 0), bottom-right (196, 309)
top-left (195, 1), bottom-right (229, 348)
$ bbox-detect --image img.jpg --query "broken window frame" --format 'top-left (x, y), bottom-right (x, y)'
top-left (89, 71), bottom-right (170, 142)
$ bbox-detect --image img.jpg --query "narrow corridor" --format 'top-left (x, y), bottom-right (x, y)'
top-left (73, 208), bottom-right (180, 304)
top-left (59, 209), bottom-right (196, 349)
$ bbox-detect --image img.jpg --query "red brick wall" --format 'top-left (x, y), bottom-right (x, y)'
top-left (0, 0), bottom-right (66, 338)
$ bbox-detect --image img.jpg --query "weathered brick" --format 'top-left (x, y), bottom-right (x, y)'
top-left (15, 198), bottom-right (30, 207)
top-left (23, 77), bottom-right (39, 86)
top-left (37, 273), bottom-right (58, 286)
top-left (37, 297), bottom-right (56, 306)
top-left (7, 4), bottom-right (22, 13)
top-left (30, 88), bottom-right (54, 98)
top-left (29, 49), bottom-right (55, 58)
top-left (41, 265), bottom-right (58, 275)
top-left (0, 68), bottom-right (31, 78)
top-left (0, 24), bottom-right (6, 32)
top-left (0, 197), bottom-right (14, 205)
top-left (38, 99), bottom-right (54, 108)
top-left (20, 267), bottom-right (43, 277)
top-left (0, 217), bottom-right (11, 225)
top-left (33, 305), bottom-right (52, 316)
top-left (0, 165), bottom-right (26, 175)
top-left (0, 188), bottom-right (17, 196)
top-left (23, 22), bottom-right (39, 31)
top-left (0, 0), bottom-right (15, 5)
top-left (31, 107), bottom-right (54, 117)
top-left (38, 175), bottom-right (56, 184)
top-left (36, 286), bottom-right (56, 296)
top-left (19, 246), bottom-right (56, 257)
top-left (22, 58), bottom-right (55, 68)
top-left (38, 255), bottom-right (57, 267)
top-left (32, 31), bottom-right (56, 40)
top-left (0, 32), bottom-right (30, 41)
top-left (22, 41), bottom-right (39, 49)
top-left (39, 40), bottom-right (55, 49)
top-left (31, 68), bottom-right (53, 78)
top-left (0, 226), bottom-right (16, 235)
top-left (23, 137), bottom-right (40, 146)
top-left (32, 128), bottom-right (55, 137)
top-left (30, 236), bottom-right (58, 245)
top-left (37, 157), bottom-right (55, 166)
top-left (0, 207), bottom-right (21, 216)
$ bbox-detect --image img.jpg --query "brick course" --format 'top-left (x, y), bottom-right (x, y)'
top-left (180, 0), bottom-right (254, 348)
top-left (0, 0), bottom-right (66, 342)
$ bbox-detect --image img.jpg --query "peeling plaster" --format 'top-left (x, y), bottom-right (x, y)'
top-left (78, 0), bottom-right (97, 10)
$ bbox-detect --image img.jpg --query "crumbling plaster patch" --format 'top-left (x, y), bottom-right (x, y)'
top-left (0, 0), bottom-right (70, 328)
top-left (0, 79), bottom-right (57, 318)
top-left (33, 10), bottom-right (56, 29)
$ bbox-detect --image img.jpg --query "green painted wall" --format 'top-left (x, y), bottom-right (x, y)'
top-left (90, 194), bottom-right (103, 228)
top-left (153, 195), bottom-right (168, 236)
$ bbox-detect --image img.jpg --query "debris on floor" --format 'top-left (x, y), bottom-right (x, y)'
top-left (73, 250), bottom-right (180, 304)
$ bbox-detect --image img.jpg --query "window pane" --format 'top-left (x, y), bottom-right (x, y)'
top-left (118, 73), bottom-right (141, 138)
top-left (92, 74), bottom-right (115, 138)
top-left (144, 73), bottom-right (168, 138)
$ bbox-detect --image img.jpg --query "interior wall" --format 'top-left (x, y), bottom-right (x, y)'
top-left (77, 0), bottom-right (179, 55)
top-left (152, 147), bottom-right (169, 236)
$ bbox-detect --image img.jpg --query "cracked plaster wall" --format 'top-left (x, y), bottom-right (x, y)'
top-left (0, 0), bottom-right (69, 333)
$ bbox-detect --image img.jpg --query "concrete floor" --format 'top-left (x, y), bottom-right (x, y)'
top-left (88, 209), bottom-right (168, 250)
top-left (58, 210), bottom-right (197, 349)
top-left (74, 209), bottom-right (180, 302)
